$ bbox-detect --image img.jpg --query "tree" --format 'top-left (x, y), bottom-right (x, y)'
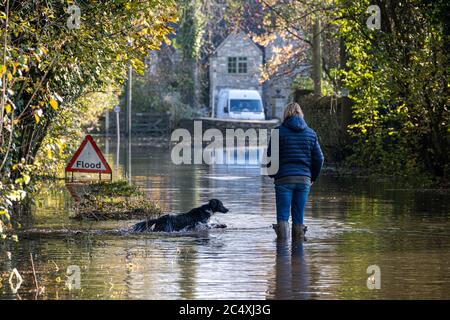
top-left (225, 0), bottom-right (341, 93)
top-left (224, 0), bottom-right (449, 180)
top-left (175, 0), bottom-right (205, 106)
top-left (0, 0), bottom-right (177, 232)
top-left (336, 0), bottom-right (449, 179)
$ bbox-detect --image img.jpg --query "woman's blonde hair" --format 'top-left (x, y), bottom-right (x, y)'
top-left (283, 102), bottom-right (304, 120)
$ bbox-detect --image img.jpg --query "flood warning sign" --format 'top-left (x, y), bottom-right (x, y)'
top-left (65, 135), bottom-right (112, 173)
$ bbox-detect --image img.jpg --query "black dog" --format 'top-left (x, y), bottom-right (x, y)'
top-left (132, 199), bottom-right (229, 232)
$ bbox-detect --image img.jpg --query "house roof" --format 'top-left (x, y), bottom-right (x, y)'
top-left (211, 28), bottom-right (264, 57)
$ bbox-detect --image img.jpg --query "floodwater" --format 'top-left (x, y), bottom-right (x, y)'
top-left (1, 138), bottom-right (450, 300)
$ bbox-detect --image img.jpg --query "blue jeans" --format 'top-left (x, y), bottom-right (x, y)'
top-left (275, 183), bottom-right (310, 225)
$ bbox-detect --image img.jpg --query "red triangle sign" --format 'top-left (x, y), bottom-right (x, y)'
top-left (65, 135), bottom-right (112, 173)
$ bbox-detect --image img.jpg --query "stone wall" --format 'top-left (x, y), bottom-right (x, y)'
top-left (176, 118), bottom-right (278, 149)
top-left (264, 78), bottom-right (292, 119)
top-left (177, 117), bottom-right (280, 136)
top-left (294, 93), bottom-right (354, 163)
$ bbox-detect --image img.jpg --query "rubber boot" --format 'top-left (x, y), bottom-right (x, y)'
top-left (272, 220), bottom-right (290, 240)
top-left (292, 224), bottom-right (307, 242)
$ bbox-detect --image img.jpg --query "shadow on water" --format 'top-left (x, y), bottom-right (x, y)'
top-left (1, 138), bottom-right (450, 300)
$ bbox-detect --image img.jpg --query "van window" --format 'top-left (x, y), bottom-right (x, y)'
top-left (229, 99), bottom-right (262, 112)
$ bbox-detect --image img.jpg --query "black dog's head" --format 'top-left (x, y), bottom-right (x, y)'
top-left (208, 199), bottom-right (229, 213)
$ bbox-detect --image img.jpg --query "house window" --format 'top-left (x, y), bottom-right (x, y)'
top-left (228, 57), bottom-right (247, 74)
top-left (228, 57), bottom-right (237, 73)
top-left (238, 57), bottom-right (247, 73)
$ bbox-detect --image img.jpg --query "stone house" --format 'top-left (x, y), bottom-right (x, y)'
top-left (209, 30), bottom-right (298, 119)
top-left (209, 31), bottom-right (264, 117)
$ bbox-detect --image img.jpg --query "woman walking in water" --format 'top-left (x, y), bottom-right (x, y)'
top-left (269, 102), bottom-right (324, 241)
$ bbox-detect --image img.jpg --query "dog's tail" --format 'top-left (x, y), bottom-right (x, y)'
top-left (132, 219), bottom-right (157, 232)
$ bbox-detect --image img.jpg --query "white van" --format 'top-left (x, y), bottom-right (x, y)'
top-left (215, 89), bottom-right (265, 120)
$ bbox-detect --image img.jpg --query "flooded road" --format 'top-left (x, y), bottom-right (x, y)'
top-left (1, 139), bottom-right (450, 299)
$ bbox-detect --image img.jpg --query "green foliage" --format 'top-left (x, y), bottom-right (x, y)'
top-left (292, 76), bottom-right (314, 91)
top-left (124, 0), bottom-right (206, 113)
top-left (0, 0), bottom-right (177, 230)
top-left (168, 97), bottom-right (201, 125)
top-left (335, 0), bottom-right (450, 180)
top-left (176, 0), bottom-right (205, 60)
top-left (34, 86), bottom-right (120, 177)
top-left (0, 158), bottom-right (34, 242)
top-left (72, 180), bottom-right (163, 221)
top-left (173, 0), bottom-right (205, 106)
top-left (120, 71), bottom-right (200, 125)
top-left (89, 180), bottom-right (141, 198)
top-left (126, 74), bottom-right (164, 113)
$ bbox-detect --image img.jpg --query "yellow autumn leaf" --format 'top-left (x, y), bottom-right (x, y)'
top-left (0, 64), bottom-right (5, 77)
top-left (6, 71), bottom-right (12, 82)
top-left (34, 113), bottom-right (40, 123)
top-left (49, 98), bottom-right (58, 110)
top-left (5, 104), bottom-right (11, 114)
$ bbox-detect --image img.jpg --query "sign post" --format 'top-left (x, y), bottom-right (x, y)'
top-left (65, 135), bottom-right (112, 181)
top-left (114, 105), bottom-right (120, 175)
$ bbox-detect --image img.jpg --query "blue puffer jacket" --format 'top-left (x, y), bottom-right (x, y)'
top-left (268, 116), bottom-right (324, 181)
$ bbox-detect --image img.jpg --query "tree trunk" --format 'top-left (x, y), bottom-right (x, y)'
top-left (312, 17), bottom-right (322, 98)
top-left (193, 60), bottom-right (200, 108)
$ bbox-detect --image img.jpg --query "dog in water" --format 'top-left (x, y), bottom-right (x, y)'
top-left (132, 199), bottom-right (229, 232)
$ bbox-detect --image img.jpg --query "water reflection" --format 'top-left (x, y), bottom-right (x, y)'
top-left (268, 240), bottom-right (310, 299)
top-left (290, 241), bottom-right (310, 299)
top-left (1, 139), bottom-right (450, 300)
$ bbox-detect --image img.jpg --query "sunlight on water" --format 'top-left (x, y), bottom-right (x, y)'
top-left (1, 140), bottom-right (449, 300)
